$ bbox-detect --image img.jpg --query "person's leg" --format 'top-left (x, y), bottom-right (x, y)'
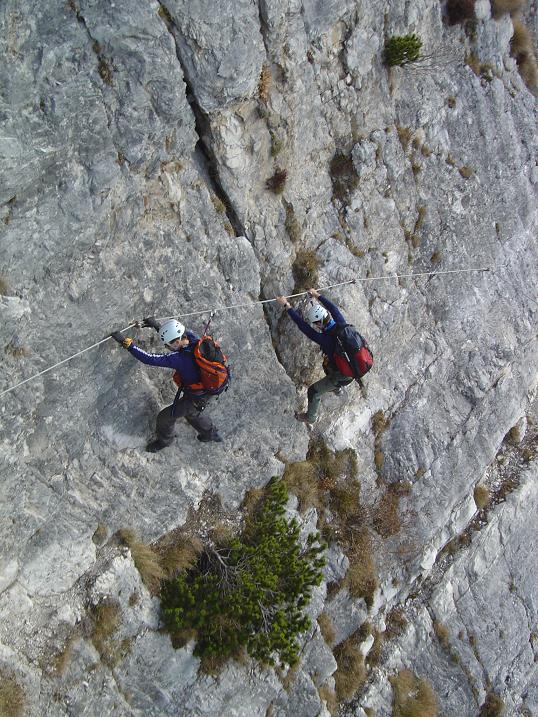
top-left (305, 375), bottom-right (341, 422)
top-left (181, 395), bottom-right (222, 442)
top-left (155, 404), bottom-right (177, 445)
top-left (146, 404), bottom-right (177, 451)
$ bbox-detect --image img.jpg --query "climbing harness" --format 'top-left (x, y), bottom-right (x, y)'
top-left (0, 267), bottom-right (491, 399)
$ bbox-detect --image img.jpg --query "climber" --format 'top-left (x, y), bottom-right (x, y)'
top-left (110, 317), bottom-right (224, 452)
top-left (276, 289), bottom-right (355, 425)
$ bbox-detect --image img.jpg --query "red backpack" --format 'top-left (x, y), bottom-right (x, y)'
top-left (332, 325), bottom-right (374, 380)
top-left (173, 336), bottom-right (230, 395)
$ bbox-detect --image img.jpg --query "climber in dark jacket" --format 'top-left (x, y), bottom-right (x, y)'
top-left (111, 317), bottom-right (222, 452)
top-left (276, 288), bottom-right (353, 424)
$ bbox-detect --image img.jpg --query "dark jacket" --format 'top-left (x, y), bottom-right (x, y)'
top-left (127, 330), bottom-right (202, 389)
top-left (287, 295), bottom-right (346, 368)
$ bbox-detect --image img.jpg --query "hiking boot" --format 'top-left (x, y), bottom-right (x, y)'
top-left (294, 411), bottom-right (313, 425)
top-left (197, 433), bottom-right (223, 443)
top-left (146, 439), bottom-right (167, 453)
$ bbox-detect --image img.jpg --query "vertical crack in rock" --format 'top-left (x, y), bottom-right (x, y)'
top-left (67, 1), bottom-right (122, 160)
top-left (156, 2), bottom-right (248, 240)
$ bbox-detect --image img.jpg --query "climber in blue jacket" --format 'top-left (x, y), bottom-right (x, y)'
top-left (111, 317), bottom-right (222, 451)
top-left (276, 288), bottom-right (353, 424)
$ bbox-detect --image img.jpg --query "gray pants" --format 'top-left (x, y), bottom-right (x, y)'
top-left (306, 371), bottom-right (353, 422)
top-left (156, 393), bottom-right (218, 445)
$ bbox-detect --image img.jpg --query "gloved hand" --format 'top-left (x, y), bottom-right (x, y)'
top-left (110, 332), bottom-right (133, 349)
top-left (142, 316), bottom-right (160, 330)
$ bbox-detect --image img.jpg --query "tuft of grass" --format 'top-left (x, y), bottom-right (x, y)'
top-left (430, 251), bottom-right (442, 265)
top-left (396, 126), bottom-right (413, 152)
top-left (390, 669), bottom-right (438, 716)
top-left (92, 523), bottom-right (108, 545)
top-left (373, 486), bottom-right (402, 538)
top-left (0, 277), bottom-right (9, 295)
top-left (317, 612), bottom-right (336, 647)
top-left (333, 632), bottom-right (367, 701)
top-left (318, 684), bottom-right (338, 715)
top-left (211, 194), bottom-right (226, 214)
top-left (459, 165), bottom-right (473, 179)
top-left (385, 608), bottom-right (408, 639)
top-left (465, 53), bottom-right (482, 76)
top-left (266, 168), bottom-right (287, 194)
top-left (345, 529), bottom-right (378, 607)
top-left (447, 96), bottom-right (457, 108)
top-left (492, 0), bottom-right (524, 17)
top-left (329, 151), bottom-right (359, 203)
top-left (282, 460), bottom-right (320, 512)
top-left (89, 600), bottom-right (131, 668)
top-left (4, 343), bottom-right (30, 358)
top-left (0, 671), bottom-right (25, 717)
top-left (117, 529), bottom-right (165, 593)
top-left (446, 153), bottom-right (456, 167)
top-left (98, 58), bottom-right (113, 86)
top-left (510, 19), bottom-right (538, 91)
top-left (158, 5), bottom-right (173, 24)
top-left (433, 621), bottom-right (450, 649)
top-left (259, 64), bottom-right (272, 102)
top-left (52, 631), bottom-right (80, 676)
top-left (478, 692), bottom-right (505, 716)
top-left (446, 0), bottom-right (476, 25)
top-left (270, 130), bottom-right (284, 157)
top-left (292, 248), bottom-right (319, 291)
top-left (159, 536), bottom-right (203, 577)
top-left (473, 484), bottom-right (491, 509)
top-left (285, 203), bottom-right (301, 244)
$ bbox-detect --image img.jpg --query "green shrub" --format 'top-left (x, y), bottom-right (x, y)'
top-left (384, 35), bottom-right (423, 67)
top-left (161, 478), bottom-right (326, 667)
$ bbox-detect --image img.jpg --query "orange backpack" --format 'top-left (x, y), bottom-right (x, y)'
top-left (173, 336), bottom-right (230, 395)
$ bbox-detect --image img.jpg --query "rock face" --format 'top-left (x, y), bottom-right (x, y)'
top-left (0, 0), bottom-right (537, 715)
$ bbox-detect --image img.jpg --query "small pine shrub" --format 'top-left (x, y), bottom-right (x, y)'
top-left (390, 669), bottom-right (438, 716)
top-left (446, 0), bottom-right (476, 25)
top-left (161, 478), bottom-right (326, 667)
top-left (384, 35), bottom-right (423, 67)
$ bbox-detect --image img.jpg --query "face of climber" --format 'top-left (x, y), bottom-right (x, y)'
top-left (166, 337), bottom-right (189, 350)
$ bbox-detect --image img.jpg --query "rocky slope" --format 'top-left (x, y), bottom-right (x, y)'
top-left (0, 0), bottom-right (537, 715)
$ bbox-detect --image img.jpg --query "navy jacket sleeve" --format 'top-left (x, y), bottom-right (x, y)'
top-left (287, 308), bottom-right (325, 346)
top-left (319, 295), bottom-right (346, 325)
top-left (127, 345), bottom-right (180, 368)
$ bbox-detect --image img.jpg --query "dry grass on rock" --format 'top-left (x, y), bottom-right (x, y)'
top-left (334, 632), bottom-right (367, 701)
top-left (390, 669), bottom-right (438, 717)
top-left (0, 671), bottom-right (25, 717)
top-left (117, 528), bottom-right (166, 593)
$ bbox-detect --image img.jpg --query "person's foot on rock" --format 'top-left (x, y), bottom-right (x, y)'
top-left (197, 433), bottom-right (223, 443)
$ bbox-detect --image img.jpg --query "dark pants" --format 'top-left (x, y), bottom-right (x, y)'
top-left (156, 393), bottom-right (219, 445)
top-left (306, 371), bottom-right (353, 422)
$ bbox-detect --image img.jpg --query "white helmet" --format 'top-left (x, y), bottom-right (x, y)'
top-left (304, 299), bottom-right (329, 325)
top-left (159, 319), bottom-right (185, 344)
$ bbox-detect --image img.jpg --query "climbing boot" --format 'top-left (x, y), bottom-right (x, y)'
top-left (197, 433), bottom-right (223, 443)
top-left (294, 411), bottom-right (313, 425)
top-left (146, 439), bottom-right (167, 453)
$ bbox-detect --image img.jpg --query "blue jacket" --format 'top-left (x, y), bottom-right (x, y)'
top-left (127, 330), bottom-right (202, 388)
top-left (287, 295), bottom-right (346, 367)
